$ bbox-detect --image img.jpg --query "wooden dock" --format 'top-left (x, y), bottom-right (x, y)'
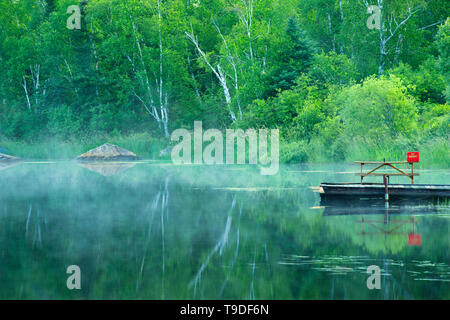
top-left (319, 182), bottom-right (450, 198)
top-left (319, 155), bottom-right (449, 200)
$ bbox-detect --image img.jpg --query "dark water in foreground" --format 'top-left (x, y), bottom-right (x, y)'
top-left (0, 161), bottom-right (448, 299)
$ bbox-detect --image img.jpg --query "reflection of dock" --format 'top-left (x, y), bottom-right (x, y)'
top-left (357, 216), bottom-right (416, 235)
top-left (320, 197), bottom-right (426, 246)
top-left (357, 215), bottom-right (421, 246)
top-left (320, 197), bottom-right (443, 216)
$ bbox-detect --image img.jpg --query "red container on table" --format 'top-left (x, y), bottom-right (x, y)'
top-left (407, 152), bottom-right (419, 163)
top-left (408, 233), bottom-right (421, 246)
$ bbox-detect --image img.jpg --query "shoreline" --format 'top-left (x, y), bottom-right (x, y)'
top-left (1, 134), bottom-right (448, 168)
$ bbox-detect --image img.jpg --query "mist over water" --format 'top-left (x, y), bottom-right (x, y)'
top-left (0, 162), bottom-right (448, 299)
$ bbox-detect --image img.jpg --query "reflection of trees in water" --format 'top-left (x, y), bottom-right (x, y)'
top-left (1, 167), bottom-right (448, 299)
top-left (191, 194), bottom-right (275, 300)
top-left (381, 258), bottom-right (414, 299)
top-left (191, 194), bottom-right (235, 297)
top-left (136, 176), bottom-right (169, 298)
top-left (25, 203), bottom-right (45, 249)
top-left (218, 200), bottom-right (242, 296)
top-left (133, 179), bottom-right (270, 299)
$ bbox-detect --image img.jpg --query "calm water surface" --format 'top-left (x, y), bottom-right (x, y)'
top-left (0, 161), bottom-right (448, 299)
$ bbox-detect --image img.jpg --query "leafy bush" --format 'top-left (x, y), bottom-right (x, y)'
top-left (47, 105), bottom-right (81, 140)
top-left (0, 107), bottom-right (41, 140)
top-left (388, 60), bottom-right (446, 104)
top-left (280, 139), bottom-right (309, 163)
top-left (308, 51), bottom-right (359, 86)
top-left (337, 75), bottom-right (418, 142)
top-left (436, 18), bottom-right (450, 102)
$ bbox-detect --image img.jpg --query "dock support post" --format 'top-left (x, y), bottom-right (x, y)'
top-left (360, 163), bottom-right (364, 184)
top-left (384, 175), bottom-right (389, 202)
top-left (361, 217), bottom-right (365, 234)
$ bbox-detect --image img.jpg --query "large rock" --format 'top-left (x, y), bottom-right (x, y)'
top-left (76, 143), bottom-right (137, 161)
top-left (0, 153), bottom-right (20, 162)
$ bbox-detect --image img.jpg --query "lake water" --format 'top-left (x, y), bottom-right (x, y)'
top-left (0, 161), bottom-right (448, 299)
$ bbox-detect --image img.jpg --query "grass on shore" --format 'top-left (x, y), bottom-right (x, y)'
top-left (0, 133), bottom-right (448, 168)
top-left (0, 132), bottom-right (166, 160)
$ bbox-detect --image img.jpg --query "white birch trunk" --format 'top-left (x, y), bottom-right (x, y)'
top-left (187, 55), bottom-right (203, 105)
top-left (29, 64), bottom-right (40, 110)
top-left (326, 3), bottom-right (336, 52)
top-left (186, 28), bottom-right (237, 122)
top-left (339, 0), bottom-right (344, 54)
top-left (22, 76), bottom-right (31, 112)
top-left (129, 4), bottom-right (170, 138)
top-left (236, 0), bottom-right (254, 63)
top-left (89, 20), bottom-right (99, 97)
top-left (157, 0), bottom-right (169, 138)
top-left (364, 0), bottom-right (419, 75)
top-left (213, 21), bottom-right (242, 119)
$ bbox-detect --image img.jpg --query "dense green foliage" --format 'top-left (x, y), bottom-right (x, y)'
top-left (0, 0), bottom-right (448, 165)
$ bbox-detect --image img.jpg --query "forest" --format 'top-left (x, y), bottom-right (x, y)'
top-left (0, 0), bottom-right (449, 166)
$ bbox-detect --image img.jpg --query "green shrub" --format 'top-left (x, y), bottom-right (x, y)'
top-left (388, 60), bottom-right (446, 104)
top-left (280, 140), bottom-right (309, 163)
top-left (47, 105), bottom-right (81, 140)
top-left (337, 75), bottom-right (418, 141)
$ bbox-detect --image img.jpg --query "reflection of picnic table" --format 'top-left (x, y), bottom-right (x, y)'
top-left (354, 161), bottom-right (419, 184)
top-left (357, 215), bottom-right (421, 246)
top-left (358, 215), bottom-right (416, 234)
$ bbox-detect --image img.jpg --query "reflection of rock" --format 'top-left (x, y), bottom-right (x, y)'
top-left (76, 143), bottom-right (137, 161)
top-left (0, 161), bottom-right (21, 171)
top-left (77, 162), bottom-right (137, 176)
top-left (0, 153), bottom-right (21, 171)
top-left (0, 153), bottom-right (21, 162)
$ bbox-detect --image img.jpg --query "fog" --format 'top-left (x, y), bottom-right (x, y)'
top-left (0, 162), bottom-right (448, 299)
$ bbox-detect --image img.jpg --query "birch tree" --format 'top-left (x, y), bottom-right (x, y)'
top-left (363, 0), bottom-right (422, 75)
top-left (186, 26), bottom-right (238, 122)
top-left (129, 0), bottom-right (169, 137)
top-left (185, 0), bottom-right (273, 121)
top-left (234, 0), bottom-right (255, 63)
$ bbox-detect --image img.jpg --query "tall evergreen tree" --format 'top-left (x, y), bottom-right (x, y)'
top-left (267, 15), bottom-right (316, 95)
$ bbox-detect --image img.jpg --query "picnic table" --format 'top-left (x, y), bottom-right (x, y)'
top-left (354, 160), bottom-right (419, 184)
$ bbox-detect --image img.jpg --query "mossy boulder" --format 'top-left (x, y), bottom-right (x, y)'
top-left (76, 143), bottom-right (137, 161)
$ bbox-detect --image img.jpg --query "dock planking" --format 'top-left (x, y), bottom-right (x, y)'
top-left (320, 154), bottom-right (449, 199)
top-left (319, 183), bottom-right (450, 198)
